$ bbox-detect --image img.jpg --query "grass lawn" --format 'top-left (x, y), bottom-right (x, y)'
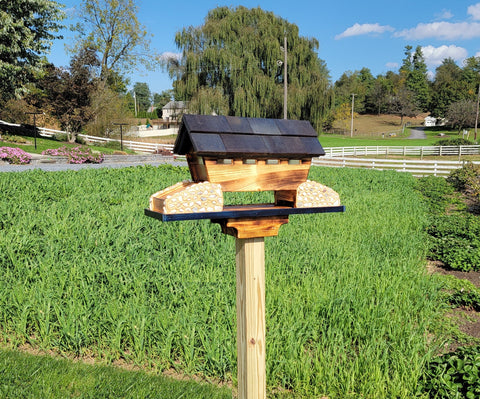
top-left (0, 348), bottom-right (231, 398)
top-left (319, 128), bottom-right (462, 147)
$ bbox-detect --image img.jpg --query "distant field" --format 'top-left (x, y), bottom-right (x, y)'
top-left (318, 130), bottom-right (462, 148)
top-left (331, 113), bottom-right (427, 136)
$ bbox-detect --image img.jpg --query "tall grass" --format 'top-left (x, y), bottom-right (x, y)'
top-left (0, 165), bottom-right (443, 397)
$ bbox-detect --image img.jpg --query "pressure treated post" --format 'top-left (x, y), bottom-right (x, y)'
top-left (236, 237), bottom-right (266, 399)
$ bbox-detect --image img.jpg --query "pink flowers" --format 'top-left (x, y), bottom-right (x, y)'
top-left (0, 147), bottom-right (32, 165)
top-left (42, 146), bottom-right (104, 164)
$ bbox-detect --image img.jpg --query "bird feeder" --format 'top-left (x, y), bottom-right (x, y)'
top-left (145, 114), bottom-right (345, 399)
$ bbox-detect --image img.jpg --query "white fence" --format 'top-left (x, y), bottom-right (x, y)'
top-left (323, 145), bottom-right (480, 158)
top-left (312, 157), bottom-right (480, 177)
top-left (77, 134), bottom-right (174, 153)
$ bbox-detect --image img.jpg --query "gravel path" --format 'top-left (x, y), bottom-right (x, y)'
top-left (408, 127), bottom-right (427, 139)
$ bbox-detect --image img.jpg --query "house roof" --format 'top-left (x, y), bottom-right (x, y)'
top-left (174, 114), bottom-right (325, 158)
top-left (162, 100), bottom-right (187, 110)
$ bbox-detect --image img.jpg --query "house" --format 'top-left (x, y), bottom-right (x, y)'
top-left (424, 116), bottom-right (436, 127)
top-left (162, 101), bottom-right (188, 121)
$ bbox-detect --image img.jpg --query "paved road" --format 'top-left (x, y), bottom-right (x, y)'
top-left (408, 127), bottom-right (427, 139)
top-left (0, 158), bottom-right (187, 172)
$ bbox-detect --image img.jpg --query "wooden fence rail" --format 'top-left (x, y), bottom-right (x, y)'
top-left (76, 133), bottom-right (175, 153)
top-left (323, 145), bottom-right (480, 158)
top-left (312, 157), bottom-right (480, 177)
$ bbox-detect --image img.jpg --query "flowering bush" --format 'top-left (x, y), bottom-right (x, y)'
top-left (0, 147), bottom-right (31, 165)
top-left (42, 146), bottom-right (104, 164)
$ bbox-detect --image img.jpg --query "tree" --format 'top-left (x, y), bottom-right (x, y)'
top-left (400, 45), bottom-right (431, 112)
top-left (429, 58), bottom-right (466, 118)
top-left (167, 6), bottom-right (332, 130)
top-left (153, 90), bottom-right (173, 118)
top-left (462, 57), bottom-right (480, 90)
top-left (388, 86), bottom-right (418, 126)
top-left (73, 0), bottom-right (155, 82)
top-left (446, 100), bottom-right (476, 131)
top-left (153, 90), bottom-right (173, 107)
top-left (132, 82), bottom-right (151, 113)
top-left (334, 68), bottom-right (375, 114)
top-left (0, 0), bottom-right (65, 101)
top-left (86, 84), bottom-right (130, 136)
top-left (35, 46), bottom-right (99, 133)
top-left (333, 102), bottom-right (357, 133)
top-left (366, 75), bottom-right (391, 115)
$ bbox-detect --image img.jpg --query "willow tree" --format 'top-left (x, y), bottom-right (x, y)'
top-left (168, 6), bottom-right (332, 130)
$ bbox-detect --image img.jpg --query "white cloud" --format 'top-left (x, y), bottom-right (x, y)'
top-left (159, 52), bottom-right (182, 61)
top-left (435, 9), bottom-right (453, 20)
top-left (395, 21), bottom-right (480, 40)
top-left (468, 3), bottom-right (480, 20)
top-left (385, 62), bottom-right (399, 69)
top-left (335, 23), bottom-right (394, 39)
top-left (421, 45), bottom-right (468, 66)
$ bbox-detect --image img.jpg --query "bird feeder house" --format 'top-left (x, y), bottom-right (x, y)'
top-left (148, 114), bottom-right (343, 233)
top-left (145, 114), bottom-right (344, 399)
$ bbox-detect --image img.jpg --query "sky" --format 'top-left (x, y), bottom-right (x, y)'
top-left (48, 0), bottom-right (480, 95)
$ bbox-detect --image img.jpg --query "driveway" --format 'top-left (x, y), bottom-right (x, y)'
top-left (0, 154), bottom-right (187, 172)
top-left (408, 127), bottom-right (427, 139)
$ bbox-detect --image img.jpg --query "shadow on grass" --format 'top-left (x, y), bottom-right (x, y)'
top-left (0, 348), bottom-right (231, 399)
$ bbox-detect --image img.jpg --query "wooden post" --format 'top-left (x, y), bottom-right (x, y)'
top-left (236, 237), bottom-right (266, 399)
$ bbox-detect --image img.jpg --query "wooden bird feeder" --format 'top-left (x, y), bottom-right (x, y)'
top-left (145, 114), bottom-right (345, 399)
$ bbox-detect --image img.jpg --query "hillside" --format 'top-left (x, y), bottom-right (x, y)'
top-left (332, 113), bottom-right (428, 136)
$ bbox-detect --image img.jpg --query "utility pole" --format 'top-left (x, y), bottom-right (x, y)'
top-left (350, 94), bottom-right (355, 137)
top-left (133, 92), bottom-right (137, 117)
top-left (475, 84), bottom-right (479, 141)
top-left (283, 35), bottom-right (287, 120)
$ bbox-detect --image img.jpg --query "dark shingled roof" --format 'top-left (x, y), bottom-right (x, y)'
top-left (174, 114), bottom-right (325, 158)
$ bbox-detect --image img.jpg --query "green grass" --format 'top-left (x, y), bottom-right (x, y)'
top-left (319, 128), bottom-right (461, 147)
top-left (0, 165), bottom-right (446, 398)
top-left (0, 347), bottom-right (231, 398)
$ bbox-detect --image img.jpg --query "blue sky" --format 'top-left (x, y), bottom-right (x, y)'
top-left (48, 0), bottom-right (480, 95)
